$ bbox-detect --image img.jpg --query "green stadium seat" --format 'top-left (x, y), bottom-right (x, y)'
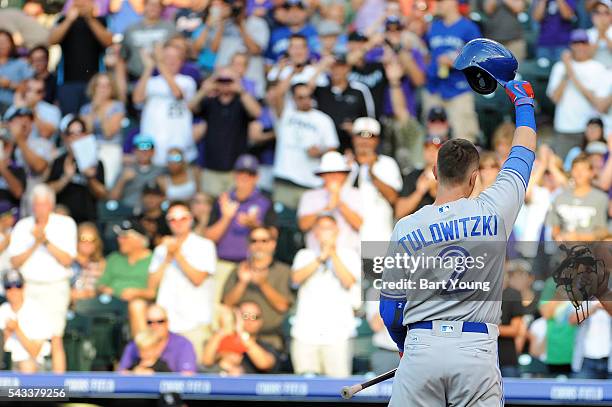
top-left (63, 312), bottom-right (96, 372)
top-left (273, 202), bottom-right (304, 265)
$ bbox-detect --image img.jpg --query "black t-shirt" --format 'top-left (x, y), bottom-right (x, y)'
top-left (0, 162), bottom-right (27, 207)
top-left (400, 169), bottom-right (435, 211)
top-left (57, 16), bottom-right (107, 83)
top-left (498, 287), bottom-right (524, 367)
top-left (242, 339), bottom-right (279, 374)
top-left (197, 96), bottom-right (253, 171)
top-left (129, 358), bottom-right (172, 373)
top-left (348, 62), bottom-right (388, 119)
top-left (314, 84), bottom-right (370, 152)
top-left (44, 73), bottom-right (58, 104)
top-left (47, 153), bottom-right (105, 224)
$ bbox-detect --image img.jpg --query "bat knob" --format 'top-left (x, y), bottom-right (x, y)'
top-left (341, 384), bottom-right (361, 399)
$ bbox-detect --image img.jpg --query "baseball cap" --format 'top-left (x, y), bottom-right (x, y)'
top-left (133, 134), bottom-right (155, 151)
top-left (3, 269), bottom-right (23, 289)
top-left (113, 219), bottom-right (148, 237)
top-left (234, 154), bottom-right (259, 174)
top-left (142, 182), bottom-right (164, 196)
top-left (353, 117), bottom-right (381, 137)
top-left (284, 0), bottom-right (306, 8)
top-left (570, 29), bottom-right (589, 43)
top-left (315, 151), bottom-right (351, 175)
top-left (3, 106), bottom-right (33, 122)
top-left (424, 133), bottom-right (448, 147)
top-left (427, 106), bottom-right (448, 122)
top-left (385, 15), bottom-right (404, 29)
top-left (318, 20), bottom-right (342, 37)
top-left (348, 31), bottom-right (368, 42)
top-left (593, 0), bottom-right (611, 9)
top-left (334, 53), bottom-right (348, 65)
top-left (0, 200), bottom-right (17, 217)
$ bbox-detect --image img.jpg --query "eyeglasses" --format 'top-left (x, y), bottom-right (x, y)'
top-left (4, 283), bottom-right (23, 290)
top-left (249, 237), bottom-right (271, 244)
top-left (80, 235), bottom-right (97, 243)
top-left (146, 318), bottom-right (167, 325)
top-left (166, 215), bottom-right (191, 223)
top-left (241, 312), bottom-right (261, 321)
top-left (67, 129), bottom-right (84, 136)
top-left (167, 153), bottom-right (183, 163)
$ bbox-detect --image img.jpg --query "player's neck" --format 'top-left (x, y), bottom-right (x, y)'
top-left (433, 186), bottom-right (468, 206)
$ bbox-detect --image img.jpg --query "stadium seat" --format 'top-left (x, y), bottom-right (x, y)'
top-left (272, 202), bottom-right (304, 265)
top-left (97, 200), bottom-right (135, 254)
top-left (63, 312), bottom-right (96, 372)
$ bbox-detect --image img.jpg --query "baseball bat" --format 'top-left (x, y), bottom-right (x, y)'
top-left (340, 368), bottom-right (397, 399)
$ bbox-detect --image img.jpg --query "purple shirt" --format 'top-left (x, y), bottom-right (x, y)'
top-left (382, 48), bottom-right (426, 117)
top-left (118, 332), bottom-right (197, 373)
top-left (537, 0), bottom-right (577, 47)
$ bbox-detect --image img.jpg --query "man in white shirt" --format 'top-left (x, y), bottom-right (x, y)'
top-left (0, 269), bottom-right (61, 373)
top-left (133, 42), bottom-right (197, 166)
top-left (347, 117), bottom-right (403, 242)
top-left (146, 202), bottom-right (217, 360)
top-left (272, 83), bottom-right (339, 209)
top-left (546, 29), bottom-right (610, 160)
top-left (7, 184), bottom-right (76, 372)
top-left (587, 0), bottom-right (612, 69)
top-left (290, 214), bottom-right (360, 377)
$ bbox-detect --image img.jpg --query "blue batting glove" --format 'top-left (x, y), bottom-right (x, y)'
top-left (504, 80), bottom-right (535, 107)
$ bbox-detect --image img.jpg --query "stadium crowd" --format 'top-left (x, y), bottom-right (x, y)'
top-left (0, 0), bottom-right (609, 380)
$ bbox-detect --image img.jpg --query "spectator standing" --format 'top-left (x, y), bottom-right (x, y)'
top-left (189, 67), bottom-right (262, 197)
top-left (532, 0), bottom-right (577, 61)
top-left (120, 0), bottom-right (176, 80)
top-left (291, 214), bottom-right (359, 377)
top-left (347, 117), bottom-right (402, 242)
top-left (46, 117), bottom-right (107, 224)
top-left (297, 151), bottom-right (363, 253)
top-left (395, 134), bottom-right (444, 219)
top-left (10, 78), bottom-right (61, 141)
top-left (271, 82), bottom-right (339, 209)
top-left (423, 0), bottom-right (481, 141)
top-left (205, 155), bottom-right (274, 295)
top-left (265, 0), bottom-right (319, 62)
top-left (3, 107), bottom-right (53, 216)
top-left (79, 73), bottom-right (126, 188)
top-left (570, 301), bottom-right (612, 379)
top-left (118, 304), bottom-right (197, 374)
top-left (71, 222), bottom-right (106, 302)
top-left (146, 202), bottom-right (217, 360)
top-left (478, 0), bottom-right (526, 61)
top-left (97, 219), bottom-right (152, 336)
top-left (547, 154), bottom-right (608, 241)
top-left (48, 0), bottom-right (113, 114)
top-left (546, 30), bottom-right (609, 159)
top-left (202, 302), bottom-right (279, 374)
top-left (109, 134), bottom-right (164, 213)
top-left (157, 147), bottom-right (200, 202)
top-left (0, 270), bottom-right (64, 373)
top-left (222, 226), bottom-right (294, 351)
top-left (587, 0), bottom-right (612, 68)
top-left (8, 185), bottom-right (76, 373)
top-left (311, 55), bottom-right (375, 152)
top-left (0, 30), bottom-right (33, 115)
top-left (133, 42), bottom-right (197, 167)
top-left (28, 46), bottom-right (57, 105)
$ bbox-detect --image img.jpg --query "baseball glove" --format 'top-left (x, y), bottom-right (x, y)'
top-left (552, 244), bottom-right (607, 324)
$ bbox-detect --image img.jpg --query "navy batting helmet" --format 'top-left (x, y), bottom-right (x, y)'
top-left (454, 38), bottom-right (518, 95)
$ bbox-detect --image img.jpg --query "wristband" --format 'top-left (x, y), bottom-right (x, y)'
top-left (515, 104), bottom-right (536, 132)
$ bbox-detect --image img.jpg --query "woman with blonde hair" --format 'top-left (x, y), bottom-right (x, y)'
top-left (71, 222), bottom-right (106, 302)
top-left (79, 72), bottom-right (126, 188)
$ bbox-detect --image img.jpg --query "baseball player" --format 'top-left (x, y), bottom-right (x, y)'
top-left (380, 43), bottom-right (537, 405)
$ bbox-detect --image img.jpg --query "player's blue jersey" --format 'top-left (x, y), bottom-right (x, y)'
top-left (381, 146), bottom-right (535, 326)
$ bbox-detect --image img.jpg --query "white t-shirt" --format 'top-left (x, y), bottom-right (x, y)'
top-left (291, 248), bottom-right (360, 344)
top-left (348, 155), bottom-right (403, 242)
top-left (140, 74), bottom-right (197, 166)
top-left (546, 59), bottom-right (609, 134)
top-left (273, 108), bottom-right (339, 188)
top-left (583, 306), bottom-right (611, 359)
top-left (587, 26), bottom-right (612, 69)
top-left (0, 301), bottom-right (52, 363)
top-left (149, 233), bottom-right (217, 332)
top-left (8, 214), bottom-right (77, 283)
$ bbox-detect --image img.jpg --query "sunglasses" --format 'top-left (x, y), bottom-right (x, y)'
top-left (147, 318), bottom-right (167, 325)
top-left (249, 237), bottom-right (271, 244)
top-left (166, 215), bottom-right (191, 223)
top-left (167, 154), bottom-right (183, 163)
top-left (4, 283), bottom-right (23, 290)
top-left (80, 235), bottom-right (97, 243)
top-left (241, 312), bottom-right (261, 321)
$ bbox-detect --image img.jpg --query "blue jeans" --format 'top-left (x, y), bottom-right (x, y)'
top-left (574, 358), bottom-right (610, 379)
top-left (535, 46), bottom-right (567, 63)
top-left (57, 81), bottom-right (88, 115)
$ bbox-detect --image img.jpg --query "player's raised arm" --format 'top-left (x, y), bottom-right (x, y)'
top-left (504, 80), bottom-right (537, 152)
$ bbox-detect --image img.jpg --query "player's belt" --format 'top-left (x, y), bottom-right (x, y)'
top-left (408, 321), bottom-right (489, 334)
